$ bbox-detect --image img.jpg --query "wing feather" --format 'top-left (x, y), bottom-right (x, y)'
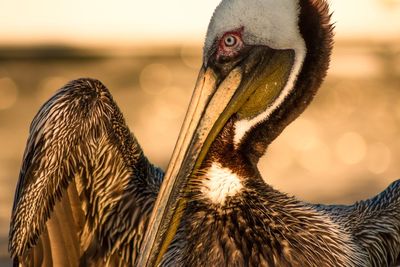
top-left (9, 78), bottom-right (163, 266)
top-left (315, 180), bottom-right (400, 266)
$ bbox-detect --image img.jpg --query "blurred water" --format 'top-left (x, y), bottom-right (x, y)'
top-left (0, 41), bottom-right (399, 264)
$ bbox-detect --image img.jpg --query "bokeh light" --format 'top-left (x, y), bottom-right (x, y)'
top-left (367, 142), bottom-right (392, 174)
top-left (335, 132), bottom-right (367, 165)
top-left (140, 64), bottom-right (172, 95)
top-left (0, 77), bottom-right (18, 110)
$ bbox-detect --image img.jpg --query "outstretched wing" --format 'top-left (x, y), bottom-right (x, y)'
top-left (315, 180), bottom-right (400, 266)
top-left (9, 78), bottom-right (164, 266)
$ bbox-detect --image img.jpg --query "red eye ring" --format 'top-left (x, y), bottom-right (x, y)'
top-left (223, 34), bottom-right (238, 47)
top-left (217, 28), bottom-right (244, 60)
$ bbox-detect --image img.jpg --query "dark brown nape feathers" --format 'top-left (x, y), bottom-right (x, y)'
top-left (238, 0), bottom-right (334, 163)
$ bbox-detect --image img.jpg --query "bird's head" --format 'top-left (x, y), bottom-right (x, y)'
top-left (137, 0), bottom-right (333, 265)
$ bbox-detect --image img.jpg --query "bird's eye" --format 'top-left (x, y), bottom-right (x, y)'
top-left (216, 30), bottom-right (244, 61)
top-left (224, 34), bottom-right (238, 47)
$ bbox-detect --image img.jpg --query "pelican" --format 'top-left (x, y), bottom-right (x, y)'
top-left (9, 0), bottom-right (400, 266)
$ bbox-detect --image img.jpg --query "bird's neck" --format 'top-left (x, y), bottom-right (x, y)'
top-left (186, 116), bottom-right (266, 205)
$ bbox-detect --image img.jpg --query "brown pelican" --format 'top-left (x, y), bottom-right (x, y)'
top-left (9, 0), bottom-right (400, 266)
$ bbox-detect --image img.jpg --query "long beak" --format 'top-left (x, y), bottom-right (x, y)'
top-left (137, 47), bottom-right (295, 266)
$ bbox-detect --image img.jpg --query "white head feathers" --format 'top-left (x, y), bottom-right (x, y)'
top-left (204, 0), bottom-right (305, 56)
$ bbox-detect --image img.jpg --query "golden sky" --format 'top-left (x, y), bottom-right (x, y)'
top-left (0, 0), bottom-right (399, 46)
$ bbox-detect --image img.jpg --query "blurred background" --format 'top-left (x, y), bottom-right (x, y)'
top-left (0, 0), bottom-right (399, 265)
